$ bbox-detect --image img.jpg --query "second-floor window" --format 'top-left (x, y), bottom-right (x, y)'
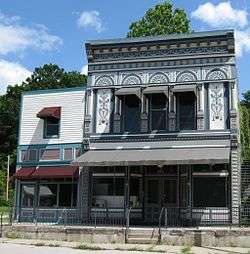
top-left (44, 117), bottom-right (60, 138)
top-left (122, 95), bottom-right (141, 133)
top-left (149, 93), bottom-right (167, 131)
top-left (176, 92), bottom-right (196, 130)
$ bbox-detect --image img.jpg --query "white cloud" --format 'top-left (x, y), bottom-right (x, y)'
top-left (81, 64), bottom-right (88, 75)
top-left (0, 60), bottom-right (31, 94)
top-left (192, 2), bottom-right (248, 28)
top-left (77, 11), bottom-right (104, 33)
top-left (0, 12), bottom-right (63, 55)
top-left (235, 29), bottom-right (250, 57)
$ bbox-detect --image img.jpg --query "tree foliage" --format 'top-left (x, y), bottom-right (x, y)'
top-left (241, 92), bottom-right (250, 160)
top-left (0, 64), bottom-right (86, 203)
top-left (127, 1), bottom-right (190, 38)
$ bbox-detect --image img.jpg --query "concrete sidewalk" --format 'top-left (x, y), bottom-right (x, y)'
top-left (1, 238), bottom-right (250, 254)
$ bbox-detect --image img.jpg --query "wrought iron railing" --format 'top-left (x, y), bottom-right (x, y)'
top-left (3, 206), bottom-right (250, 230)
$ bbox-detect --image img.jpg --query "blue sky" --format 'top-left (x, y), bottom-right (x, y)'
top-left (0, 0), bottom-right (249, 96)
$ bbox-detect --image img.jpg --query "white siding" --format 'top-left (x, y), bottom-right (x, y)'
top-left (19, 89), bottom-right (85, 145)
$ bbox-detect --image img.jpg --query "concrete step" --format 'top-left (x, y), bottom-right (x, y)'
top-left (127, 237), bottom-right (159, 244)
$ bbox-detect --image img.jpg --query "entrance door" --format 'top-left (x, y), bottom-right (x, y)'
top-left (145, 178), bottom-right (177, 222)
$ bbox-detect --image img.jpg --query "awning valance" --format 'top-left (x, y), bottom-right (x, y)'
top-left (31, 166), bottom-right (79, 179)
top-left (14, 167), bottom-right (36, 179)
top-left (143, 86), bottom-right (168, 96)
top-left (115, 87), bottom-right (141, 99)
top-left (37, 107), bottom-right (61, 119)
top-left (172, 84), bottom-right (197, 93)
top-left (76, 147), bottom-right (230, 167)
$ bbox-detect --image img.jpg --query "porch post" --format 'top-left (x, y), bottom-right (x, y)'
top-left (125, 166), bottom-right (130, 221)
top-left (169, 86), bottom-right (176, 131)
top-left (79, 166), bottom-right (91, 219)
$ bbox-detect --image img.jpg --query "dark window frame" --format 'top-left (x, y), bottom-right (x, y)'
top-left (148, 93), bottom-right (168, 131)
top-left (176, 92), bottom-right (197, 131)
top-left (121, 95), bottom-right (141, 133)
top-left (43, 117), bottom-right (60, 139)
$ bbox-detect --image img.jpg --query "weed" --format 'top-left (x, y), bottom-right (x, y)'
top-left (34, 242), bottom-right (45, 247)
top-left (48, 243), bottom-right (60, 247)
top-left (180, 246), bottom-right (193, 254)
top-left (5, 232), bottom-right (17, 239)
top-left (76, 244), bottom-right (104, 250)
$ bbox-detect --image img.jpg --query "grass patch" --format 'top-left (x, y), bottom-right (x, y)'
top-left (76, 244), bottom-right (104, 251)
top-left (0, 206), bottom-right (10, 214)
top-left (180, 246), bottom-right (193, 254)
top-left (5, 232), bottom-right (17, 239)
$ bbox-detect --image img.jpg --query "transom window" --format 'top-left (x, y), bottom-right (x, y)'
top-left (44, 117), bottom-right (60, 138)
top-left (149, 94), bottom-right (167, 131)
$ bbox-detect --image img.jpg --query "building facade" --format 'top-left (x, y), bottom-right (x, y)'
top-left (14, 30), bottom-right (241, 226)
top-left (14, 87), bottom-right (85, 222)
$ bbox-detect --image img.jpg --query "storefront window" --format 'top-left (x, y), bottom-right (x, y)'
top-left (92, 177), bottom-right (124, 208)
top-left (21, 184), bottom-right (35, 207)
top-left (59, 183), bottom-right (77, 207)
top-left (193, 177), bottom-right (227, 207)
top-left (39, 184), bottom-right (57, 207)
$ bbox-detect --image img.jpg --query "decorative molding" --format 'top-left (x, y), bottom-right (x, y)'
top-left (149, 72), bottom-right (169, 84)
top-left (122, 74), bottom-right (142, 85)
top-left (209, 83), bottom-right (225, 130)
top-left (91, 66), bottom-right (233, 87)
top-left (88, 57), bottom-right (234, 72)
top-left (95, 75), bottom-right (114, 86)
top-left (92, 46), bottom-right (228, 61)
top-left (96, 89), bottom-right (112, 133)
top-left (176, 71), bottom-right (197, 82)
top-left (206, 68), bottom-right (227, 80)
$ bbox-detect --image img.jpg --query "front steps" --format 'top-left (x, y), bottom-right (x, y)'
top-left (126, 228), bottom-right (159, 244)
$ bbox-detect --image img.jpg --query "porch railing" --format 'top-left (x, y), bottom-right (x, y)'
top-left (6, 206), bottom-right (250, 228)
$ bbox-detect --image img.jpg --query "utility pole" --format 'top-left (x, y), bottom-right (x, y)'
top-left (6, 155), bottom-right (10, 201)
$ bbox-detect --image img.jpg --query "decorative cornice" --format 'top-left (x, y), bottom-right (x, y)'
top-left (91, 46), bottom-right (228, 62)
top-left (86, 133), bottom-right (231, 144)
top-left (88, 56), bottom-right (234, 73)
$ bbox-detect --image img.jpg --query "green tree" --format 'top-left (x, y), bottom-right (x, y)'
top-left (240, 91), bottom-right (250, 160)
top-left (127, 1), bottom-right (190, 38)
top-left (0, 64), bottom-right (86, 203)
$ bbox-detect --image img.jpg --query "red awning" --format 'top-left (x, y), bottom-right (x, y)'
top-left (14, 167), bottom-right (36, 179)
top-left (31, 166), bottom-right (79, 179)
top-left (37, 107), bottom-right (61, 119)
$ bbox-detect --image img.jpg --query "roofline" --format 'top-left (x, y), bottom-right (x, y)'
top-left (85, 29), bottom-right (234, 46)
top-left (22, 86), bottom-right (86, 96)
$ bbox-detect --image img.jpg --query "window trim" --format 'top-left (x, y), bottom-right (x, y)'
top-left (39, 148), bottom-right (61, 161)
top-left (43, 117), bottom-right (60, 139)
